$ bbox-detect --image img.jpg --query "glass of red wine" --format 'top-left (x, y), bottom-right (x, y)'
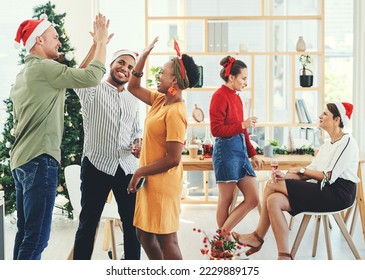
top-left (270, 157), bottom-right (279, 183)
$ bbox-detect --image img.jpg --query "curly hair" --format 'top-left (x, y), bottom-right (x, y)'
top-left (182, 54), bottom-right (200, 88)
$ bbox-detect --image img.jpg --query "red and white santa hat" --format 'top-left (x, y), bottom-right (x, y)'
top-left (14, 18), bottom-right (52, 52)
top-left (110, 49), bottom-right (139, 64)
top-left (335, 102), bottom-right (353, 127)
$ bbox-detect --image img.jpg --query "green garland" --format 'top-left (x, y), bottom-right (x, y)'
top-left (255, 146), bottom-right (315, 156)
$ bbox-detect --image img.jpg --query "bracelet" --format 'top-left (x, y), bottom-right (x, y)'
top-left (132, 70), bottom-right (143, 78)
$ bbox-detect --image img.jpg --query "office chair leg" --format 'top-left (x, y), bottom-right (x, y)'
top-left (332, 213), bottom-right (361, 259)
top-left (288, 216), bottom-right (295, 230)
top-left (102, 221), bottom-right (112, 251)
top-left (67, 248), bottom-right (74, 260)
top-left (290, 214), bottom-right (312, 258)
top-left (323, 215), bottom-right (333, 260)
top-left (312, 215), bottom-right (321, 257)
top-left (108, 219), bottom-right (117, 260)
top-left (328, 217), bottom-right (333, 230)
top-left (343, 203), bottom-right (354, 224)
top-left (349, 204), bottom-right (358, 236)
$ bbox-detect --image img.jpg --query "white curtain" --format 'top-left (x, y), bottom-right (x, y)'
top-left (353, 0), bottom-right (365, 153)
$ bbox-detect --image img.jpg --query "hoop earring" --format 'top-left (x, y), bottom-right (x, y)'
top-left (168, 85), bottom-right (177, 96)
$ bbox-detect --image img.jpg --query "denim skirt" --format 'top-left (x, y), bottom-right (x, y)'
top-left (212, 133), bottom-right (256, 183)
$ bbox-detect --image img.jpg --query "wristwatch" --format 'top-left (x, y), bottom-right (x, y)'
top-left (299, 167), bottom-right (306, 175)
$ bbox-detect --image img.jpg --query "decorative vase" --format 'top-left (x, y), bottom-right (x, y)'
top-left (287, 129), bottom-right (295, 152)
top-left (296, 36), bottom-right (306, 52)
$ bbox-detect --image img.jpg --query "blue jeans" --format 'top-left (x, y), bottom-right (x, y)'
top-left (12, 154), bottom-right (58, 260)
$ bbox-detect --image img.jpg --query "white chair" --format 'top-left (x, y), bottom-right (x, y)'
top-left (290, 198), bottom-right (361, 260)
top-left (64, 164), bottom-right (122, 260)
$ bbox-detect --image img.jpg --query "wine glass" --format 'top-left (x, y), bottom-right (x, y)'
top-left (270, 157), bottom-right (279, 183)
top-left (250, 108), bottom-right (257, 140)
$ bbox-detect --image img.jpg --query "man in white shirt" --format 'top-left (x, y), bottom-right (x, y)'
top-left (72, 48), bottom-right (142, 259)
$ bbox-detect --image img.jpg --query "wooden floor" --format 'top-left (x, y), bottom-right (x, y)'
top-left (3, 203), bottom-right (365, 260)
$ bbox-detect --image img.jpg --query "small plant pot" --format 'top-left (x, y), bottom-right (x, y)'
top-left (263, 145), bottom-right (274, 157)
top-left (300, 75), bottom-right (313, 87)
top-left (299, 69), bottom-right (313, 87)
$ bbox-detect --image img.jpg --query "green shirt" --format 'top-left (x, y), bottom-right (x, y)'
top-left (10, 54), bottom-right (106, 170)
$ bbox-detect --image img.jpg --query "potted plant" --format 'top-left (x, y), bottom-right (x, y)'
top-left (263, 140), bottom-right (279, 157)
top-left (299, 54), bottom-right (313, 87)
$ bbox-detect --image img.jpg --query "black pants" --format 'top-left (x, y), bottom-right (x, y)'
top-left (73, 157), bottom-right (141, 259)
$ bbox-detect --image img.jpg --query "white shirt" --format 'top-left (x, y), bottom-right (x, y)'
top-left (75, 80), bottom-right (142, 176)
top-left (307, 134), bottom-right (360, 189)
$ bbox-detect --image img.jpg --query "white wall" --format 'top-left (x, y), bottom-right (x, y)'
top-left (52, 0), bottom-right (146, 65)
top-left (52, 0), bottom-right (98, 64)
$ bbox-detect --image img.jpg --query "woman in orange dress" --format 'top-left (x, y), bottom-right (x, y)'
top-left (127, 38), bottom-right (200, 259)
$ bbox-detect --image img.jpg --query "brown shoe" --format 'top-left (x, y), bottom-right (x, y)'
top-left (232, 231), bottom-right (264, 256)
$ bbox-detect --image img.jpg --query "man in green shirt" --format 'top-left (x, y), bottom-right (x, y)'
top-left (10, 13), bottom-right (110, 260)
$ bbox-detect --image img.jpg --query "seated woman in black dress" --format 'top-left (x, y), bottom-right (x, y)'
top-left (232, 102), bottom-right (359, 260)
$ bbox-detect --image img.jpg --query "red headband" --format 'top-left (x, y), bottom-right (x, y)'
top-left (174, 40), bottom-right (186, 80)
top-left (223, 57), bottom-right (235, 77)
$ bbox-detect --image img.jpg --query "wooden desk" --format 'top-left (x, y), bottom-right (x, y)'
top-left (182, 154), bottom-right (314, 171)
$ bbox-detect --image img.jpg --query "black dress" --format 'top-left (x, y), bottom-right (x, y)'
top-left (286, 178), bottom-right (356, 216)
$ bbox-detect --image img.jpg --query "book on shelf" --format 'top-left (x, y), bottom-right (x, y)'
top-left (208, 22), bottom-right (215, 52)
top-left (214, 22), bottom-right (222, 52)
top-left (298, 98), bottom-right (312, 123)
top-left (221, 22), bottom-right (228, 52)
top-left (295, 98), bottom-right (311, 124)
top-left (295, 99), bottom-right (305, 123)
top-left (207, 21), bottom-right (229, 52)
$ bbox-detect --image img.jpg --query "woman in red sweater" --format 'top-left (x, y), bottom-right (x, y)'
top-left (210, 56), bottom-right (263, 241)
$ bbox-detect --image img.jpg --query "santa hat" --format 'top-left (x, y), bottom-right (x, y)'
top-left (110, 49), bottom-right (139, 64)
top-left (14, 18), bottom-right (52, 52)
top-left (335, 102), bottom-right (353, 127)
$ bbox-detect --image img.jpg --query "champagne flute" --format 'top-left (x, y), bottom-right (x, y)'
top-left (250, 108), bottom-right (257, 139)
top-left (270, 157), bottom-right (279, 183)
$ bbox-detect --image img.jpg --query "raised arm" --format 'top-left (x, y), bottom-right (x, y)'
top-left (79, 43), bottom-right (96, 69)
top-left (127, 37), bottom-right (159, 106)
top-left (79, 15), bottom-right (114, 69)
top-left (88, 13), bottom-right (110, 67)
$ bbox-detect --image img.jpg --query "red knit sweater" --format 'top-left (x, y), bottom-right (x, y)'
top-left (209, 85), bottom-right (257, 157)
